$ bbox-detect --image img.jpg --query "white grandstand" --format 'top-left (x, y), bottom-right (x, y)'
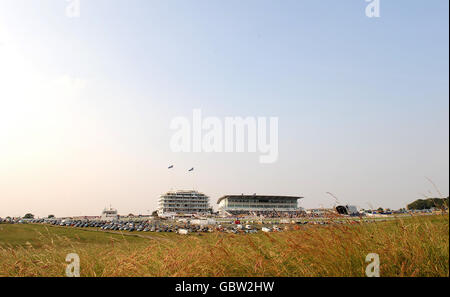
top-left (157, 190), bottom-right (211, 216)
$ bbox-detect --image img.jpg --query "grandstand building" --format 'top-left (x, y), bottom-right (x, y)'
top-left (157, 190), bottom-right (211, 216)
top-left (101, 206), bottom-right (119, 221)
top-left (217, 194), bottom-right (303, 216)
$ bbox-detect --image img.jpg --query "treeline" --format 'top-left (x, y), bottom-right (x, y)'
top-left (407, 197), bottom-right (449, 210)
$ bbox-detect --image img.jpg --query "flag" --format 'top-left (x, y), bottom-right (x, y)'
top-left (188, 167), bottom-right (194, 172)
top-left (168, 165), bottom-right (174, 169)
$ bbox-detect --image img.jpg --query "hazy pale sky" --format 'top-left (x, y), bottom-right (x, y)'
top-left (0, 0), bottom-right (448, 217)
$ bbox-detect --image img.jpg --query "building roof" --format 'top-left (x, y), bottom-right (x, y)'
top-left (161, 190), bottom-right (208, 196)
top-left (217, 194), bottom-right (303, 205)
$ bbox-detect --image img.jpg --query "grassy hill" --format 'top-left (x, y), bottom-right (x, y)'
top-left (407, 197), bottom-right (449, 210)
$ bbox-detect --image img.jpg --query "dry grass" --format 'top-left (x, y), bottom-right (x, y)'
top-left (0, 215), bottom-right (448, 277)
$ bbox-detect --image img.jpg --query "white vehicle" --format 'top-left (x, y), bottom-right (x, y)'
top-left (177, 229), bottom-right (189, 235)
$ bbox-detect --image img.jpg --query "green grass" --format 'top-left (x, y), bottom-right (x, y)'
top-left (0, 215), bottom-right (448, 277)
top-left (0, 224), bottom-right (172, 248)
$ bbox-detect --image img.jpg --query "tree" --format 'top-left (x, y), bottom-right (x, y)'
top-left (24, 213), bottom-right (34, 219)
top-left (151, 211), bottom-right (158, 217)
top-left (48, 214), bottom-right (55, 219)
top-left (407, 197), bottom-right (449, 210)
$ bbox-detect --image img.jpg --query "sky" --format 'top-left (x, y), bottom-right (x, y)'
top-left (0, 0), bottom-right (448, 217)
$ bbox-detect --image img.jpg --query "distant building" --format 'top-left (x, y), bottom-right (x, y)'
top-left (217, 194), bottom-right (302, 216)
top-left (101, 206), bottom-right (119, 221)
top-left (157, 190), bottom-right (211, 216)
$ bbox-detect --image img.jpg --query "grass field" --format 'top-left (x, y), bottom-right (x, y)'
top-left (0, 215), bottom-right (448, 277)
